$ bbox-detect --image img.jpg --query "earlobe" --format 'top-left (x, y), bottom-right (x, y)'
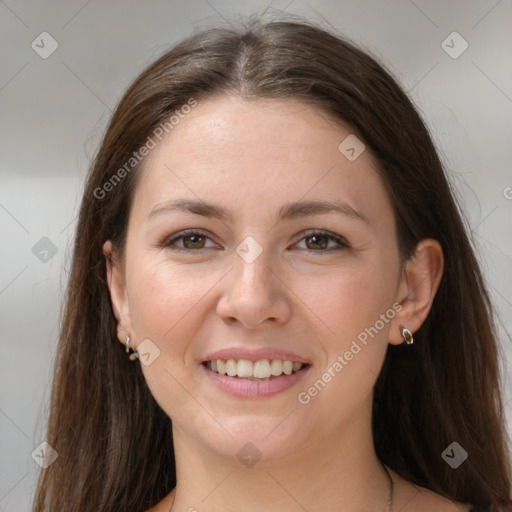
top-left (389, 239), bottom-right (444, 345)
top-left (103, 240), bottom-right (132, 344)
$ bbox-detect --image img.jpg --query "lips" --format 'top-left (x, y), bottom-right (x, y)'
top-left (200, 347), bottom-right (312, 398)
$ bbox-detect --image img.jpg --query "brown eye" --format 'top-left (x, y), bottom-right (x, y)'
top-left (181, 234), bottom-right (206, 249)
top-left (164, 230), bottom-right (216, 251)
top-left (304, 234), bottom-right (329, 250)
top-left (295, 230), bottom-right (349, 252)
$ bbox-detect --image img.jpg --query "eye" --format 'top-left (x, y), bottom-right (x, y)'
top-left (293, 230), bottom-right (349, 252)
top-left (162, 229), bottom-right (349, 253)
top-left (163, 229), bottom-right (218, 251)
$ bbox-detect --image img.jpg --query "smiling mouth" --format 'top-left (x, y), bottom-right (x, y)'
top-left (202, 359), bottom-right (310, 380)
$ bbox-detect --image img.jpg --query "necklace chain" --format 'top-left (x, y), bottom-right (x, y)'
top-left (168, 464), bottom-right (393, 512)
top-left (383, 463), bottom-right (394, 512)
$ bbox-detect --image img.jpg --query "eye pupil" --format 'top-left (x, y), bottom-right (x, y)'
top-left (306, 235), bottom-right (328, 250)
top-left (184, 235), bottom-right (205, 248)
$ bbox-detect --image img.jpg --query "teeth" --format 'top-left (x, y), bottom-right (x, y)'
top-left (253, 360), bottom-right (271, 378)
top-left (237, 359), bottom-right (253, 378)
top-left (206, 358), bottom-right (306, 379)
top-left (270, 359), bottom-right (282, 376)
top-left (225, 359), bottom-right (237, 377)
top-left (282, 360), bottom-right (293, 375)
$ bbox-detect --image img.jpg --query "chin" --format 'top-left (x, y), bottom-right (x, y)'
top-left (197, 413), bottom-right (315, 466)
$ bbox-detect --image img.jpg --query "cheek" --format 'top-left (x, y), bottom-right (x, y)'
top-left (305, 263), bottom-right (397, 349)
top-left (302, 254), bottom-right (399, 402)
top-left (125, 256), bottom-right (221, 347)
top-left (295, 265), bottom-right (396, 422)
top-left (124, 257), bottom-right (221, 416)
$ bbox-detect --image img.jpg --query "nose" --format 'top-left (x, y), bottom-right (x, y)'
top-left (216, 246), bottom-right (292, 329)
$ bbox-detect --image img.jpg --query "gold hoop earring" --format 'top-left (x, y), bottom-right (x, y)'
top-left (400, 326), bottom-right (414, 345)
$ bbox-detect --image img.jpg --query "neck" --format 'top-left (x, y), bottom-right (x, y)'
top-left (168, 400), bottom-right (392, 512)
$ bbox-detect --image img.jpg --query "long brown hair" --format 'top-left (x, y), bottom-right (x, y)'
top-left (33, 15), bottom-right (512, 512)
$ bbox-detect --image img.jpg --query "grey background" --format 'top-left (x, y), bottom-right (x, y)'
top-left (1, 0), bottom-right (511, 509)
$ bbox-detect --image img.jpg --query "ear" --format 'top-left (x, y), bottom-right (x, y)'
top-left (388, 239), bottom-right (444, 345)
top-left (103, 240), bottom-right (133, 345)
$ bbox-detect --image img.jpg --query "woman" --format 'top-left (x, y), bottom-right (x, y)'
top-left (33, 16), bottom-right (511, 512)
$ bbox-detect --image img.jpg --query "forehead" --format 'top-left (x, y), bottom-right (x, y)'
top-left (131, 95), bottom-right (393, 229)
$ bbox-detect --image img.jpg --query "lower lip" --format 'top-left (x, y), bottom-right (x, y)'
top-left (200, 363), bottom-right (311, 398)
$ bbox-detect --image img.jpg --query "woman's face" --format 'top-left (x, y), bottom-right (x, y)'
top-left (109, 95), bottom-right (405, 461)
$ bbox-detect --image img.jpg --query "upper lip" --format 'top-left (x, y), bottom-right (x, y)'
top-left (202, 347), bottom-right (311, 364)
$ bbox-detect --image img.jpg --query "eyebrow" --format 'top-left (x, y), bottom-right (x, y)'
top-left (148, 198), bottom-right (370, 225)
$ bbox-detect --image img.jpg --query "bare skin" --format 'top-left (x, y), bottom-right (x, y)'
top-left (104, 95), bottom-right (466, 511)
top-left (148, 470), bottom-right (470, 512)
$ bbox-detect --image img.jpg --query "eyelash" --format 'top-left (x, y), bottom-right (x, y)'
top-left (162, 229), bottom-right (350, 253)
